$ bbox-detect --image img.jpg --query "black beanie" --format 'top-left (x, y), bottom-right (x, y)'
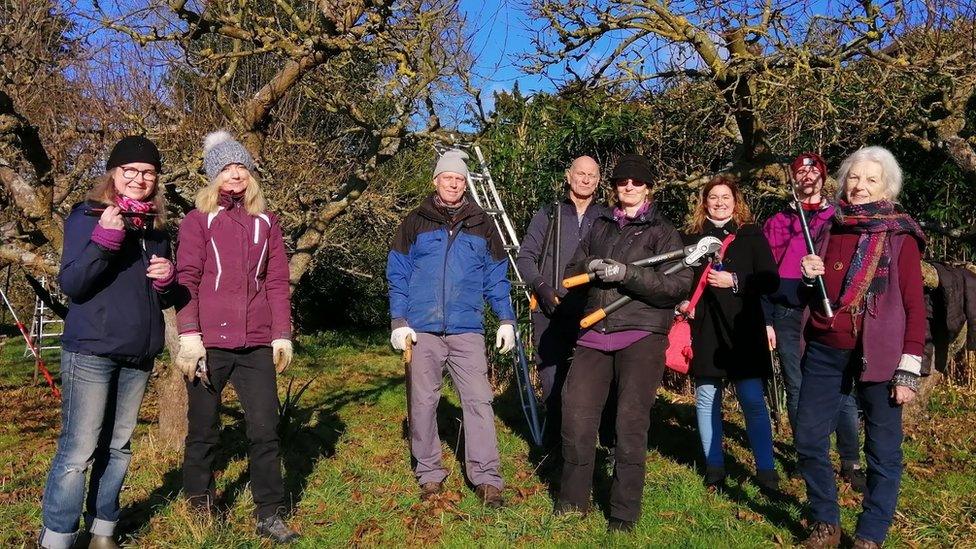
top-left (106, 136), bottom-right (162, 172)
top-left (610, 154), bottom-right (653, 184)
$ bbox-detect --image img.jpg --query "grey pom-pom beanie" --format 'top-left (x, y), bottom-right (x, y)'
top-left (202, 131), bottom-right (254, 181)
top-left (433, 149), bottom-right (470, 179)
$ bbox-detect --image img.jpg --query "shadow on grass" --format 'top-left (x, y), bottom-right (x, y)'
top-left (647, 397), bottom-right (805, 536)
top-left (118, 375), bottom-right (401, 539)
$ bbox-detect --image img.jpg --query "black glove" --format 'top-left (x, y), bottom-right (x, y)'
top-left (533, 281), bottom-right (560, 316)
top-left (594, 258), bottom-right (627, 283)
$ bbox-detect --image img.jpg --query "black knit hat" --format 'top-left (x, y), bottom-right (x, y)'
top-left (106, 136), bottom-right (162, 172)
top-left (610, 154), bottom-right (653, 185)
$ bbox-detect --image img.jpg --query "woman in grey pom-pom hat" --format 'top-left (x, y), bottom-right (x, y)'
top-left (173, 131), bottom-right (299, 543)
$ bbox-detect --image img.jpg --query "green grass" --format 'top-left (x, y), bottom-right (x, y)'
top-left (1, 331), bottom-right (975, 547)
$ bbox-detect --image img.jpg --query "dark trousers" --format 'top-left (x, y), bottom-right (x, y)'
top-left (795, 341), bottom-right (904, 543)
top-left (558, 334), bottom-right (666, 522)
top-left (532, 311), bottom-right (578, 444)
top-left (772, 304), bottom-right (860, 464)
top-left (183, 347), bottom-right (285, 519)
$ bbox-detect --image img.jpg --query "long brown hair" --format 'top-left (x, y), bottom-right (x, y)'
top-left (86, 169), bottom-right (168, 229)
top-left (685, 175), bottom-right (753, 234)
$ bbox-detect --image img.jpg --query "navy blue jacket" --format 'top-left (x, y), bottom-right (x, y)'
top-left (387, 195), bottom-right (515, 334)
top-left (59, 201), bottom-right (174, 362)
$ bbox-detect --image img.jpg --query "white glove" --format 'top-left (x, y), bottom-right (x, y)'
top-left (272, 339), bottom-right (293, 373)
top-left (391, 326), bottom-right (417, 351)
top-left (495, 324), bottom-right (516, 354)
top-left (177, 334), bottom-right (206, 379)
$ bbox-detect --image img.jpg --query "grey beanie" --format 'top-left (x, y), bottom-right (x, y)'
top-left (202, 131), bottom-right (254, 181)
top-left (433, 149), bottom-right (470, 178)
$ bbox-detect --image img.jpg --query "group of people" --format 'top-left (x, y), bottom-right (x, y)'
top-left (35, 132), bottom-right (925, 548)
top-left (39, 132), bottom-right (299, 548)
top-left (389, 147), bottom-right (925, 549)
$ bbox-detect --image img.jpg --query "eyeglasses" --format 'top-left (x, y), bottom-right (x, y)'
top-left (121, 167), bottom-right (158, 182)
top-left (614, 178), bottom-right (648, 188)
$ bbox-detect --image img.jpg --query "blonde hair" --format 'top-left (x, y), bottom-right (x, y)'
top-left (86, 169), bottom-right (168, 229)
top-left (686, 175), bottom-right (753, 234)
top-left (194, 171), bottom-right (266, 215)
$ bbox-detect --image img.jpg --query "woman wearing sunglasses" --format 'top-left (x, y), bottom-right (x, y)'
top-left (555, 154), bottom-right (691, 533)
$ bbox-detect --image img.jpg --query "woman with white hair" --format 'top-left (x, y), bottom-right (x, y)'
top-left (175, 131), bottom-right (298, 543)
top-left (795, 146), bottom-right (926, 549)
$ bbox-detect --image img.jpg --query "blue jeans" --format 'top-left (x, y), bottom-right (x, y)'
top-left (695, 377), bottom-right (775, 471)
top-left (795, 342), bottom-right (904, 543)
top-left (771, 304), bottom-right (860, 464)
top-left (39, 351), bottom-right (152, 549)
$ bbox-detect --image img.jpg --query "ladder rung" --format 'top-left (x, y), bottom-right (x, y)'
top-left (483, 208), bottom-right (503, 215)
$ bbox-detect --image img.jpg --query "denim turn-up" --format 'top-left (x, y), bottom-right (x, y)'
top-left (39, 351), bottom-right (152, 549)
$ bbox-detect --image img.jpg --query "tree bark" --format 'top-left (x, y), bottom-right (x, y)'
top-left (156, 308), bottom-right (187, 452)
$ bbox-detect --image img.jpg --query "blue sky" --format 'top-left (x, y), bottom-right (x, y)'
top-left (460, 1), bottom-right (554, 101)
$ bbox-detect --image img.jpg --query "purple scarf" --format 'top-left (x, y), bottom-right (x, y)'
top-left (834, 200), bottom-right (925, 316)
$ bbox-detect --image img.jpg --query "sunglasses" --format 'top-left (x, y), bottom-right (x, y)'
top-left (613, 178), bottom-right (648, 187)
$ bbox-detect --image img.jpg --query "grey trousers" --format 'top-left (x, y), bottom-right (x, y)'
top-left (409, 332), bottom-right (503, 489)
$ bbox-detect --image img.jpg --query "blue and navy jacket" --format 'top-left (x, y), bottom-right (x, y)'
top-left (387, 195), bottom-right (515, 334)
top-left (59, 201), bottom-right (176, 363)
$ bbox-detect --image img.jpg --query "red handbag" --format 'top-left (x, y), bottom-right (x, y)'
top-left (665, 234), bottom-right (736, 373)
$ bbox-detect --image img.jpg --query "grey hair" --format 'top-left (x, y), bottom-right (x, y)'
top-left (835, 146), bottom-right (903, 202)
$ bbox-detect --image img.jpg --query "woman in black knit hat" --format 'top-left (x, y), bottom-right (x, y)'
top-left (39, 136), bottom-right (176, 549)
top-left (555, 154), bottom-right (692, 533)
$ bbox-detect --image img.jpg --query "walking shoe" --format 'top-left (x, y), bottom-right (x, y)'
top-left (840, 462), bottom-right (867, 493)
top-left (88, 535), bottom-right (120, 549)
top-left (419, 481), bottom-right (443, 501)
top-left (255, 514), bottom-right (300, 544)
top-left (475, 484), bottom-right (505, 509)
top-left (852, 538), bottom-right (881, 549)
top-left (553, 500), bottom-right (590, 516)
top-left (801, 521), bottom-right (841, 548)
top-left (186, 493), bottom-right (221, 519)
top-left (607, 518), bottom-right (636, 533)
top-left (704, 466), bottom-right (726, 489)
top-left (756, 469), bottom-right (781, 494)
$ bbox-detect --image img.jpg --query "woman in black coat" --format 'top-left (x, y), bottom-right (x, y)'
top-left (679, 176), bottom-right (780, 490)
top-left (556, 154), bottom-right (691, 533)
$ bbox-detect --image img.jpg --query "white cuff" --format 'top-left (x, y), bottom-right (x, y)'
top-left (897, 354), bottom-right (922, 376)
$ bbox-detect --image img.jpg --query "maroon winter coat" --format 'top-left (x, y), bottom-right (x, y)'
top-left (176, 194), bottom-right (292, 349)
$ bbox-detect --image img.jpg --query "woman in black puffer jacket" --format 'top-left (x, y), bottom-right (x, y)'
top-left (555, 154), bottom-right (691, 533)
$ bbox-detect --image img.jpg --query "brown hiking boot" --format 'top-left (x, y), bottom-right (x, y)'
top-left (802, 522), bottom-right (841, 548)
top-left (852, 538), bottom-right (881, 549)
top-left (419, 482), bottom-right (443, 501)
top-left (475, 484), bottom-right (505, 509)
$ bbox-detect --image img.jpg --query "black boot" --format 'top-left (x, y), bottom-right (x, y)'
top-left (608, 518), bottom-right (636, 533)
top-left (704, 466), bottom-right (726, 489)
top-left (256, 513), bottom-right (300, 544)
top-left (840, 462), bottom-right (867, 493)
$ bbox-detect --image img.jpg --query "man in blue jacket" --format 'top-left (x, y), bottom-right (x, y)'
top-left (387, 149), bottom-right (516, 508)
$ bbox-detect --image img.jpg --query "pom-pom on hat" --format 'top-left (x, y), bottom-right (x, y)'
top-left (433, 149), bottom-right (470, 179)
top-left (203, 130), bottom-right (254, 181)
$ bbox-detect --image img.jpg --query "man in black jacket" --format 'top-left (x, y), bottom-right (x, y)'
top-left (516, 156), bottom-right (606, 445)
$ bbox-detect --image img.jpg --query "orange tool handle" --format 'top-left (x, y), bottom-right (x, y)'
top-left (580, 309), bottom-right (607, 329)
top-left (563, 273), bottom-right (594, 289)
top-left (529, 293), bottom-right (538, 311)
